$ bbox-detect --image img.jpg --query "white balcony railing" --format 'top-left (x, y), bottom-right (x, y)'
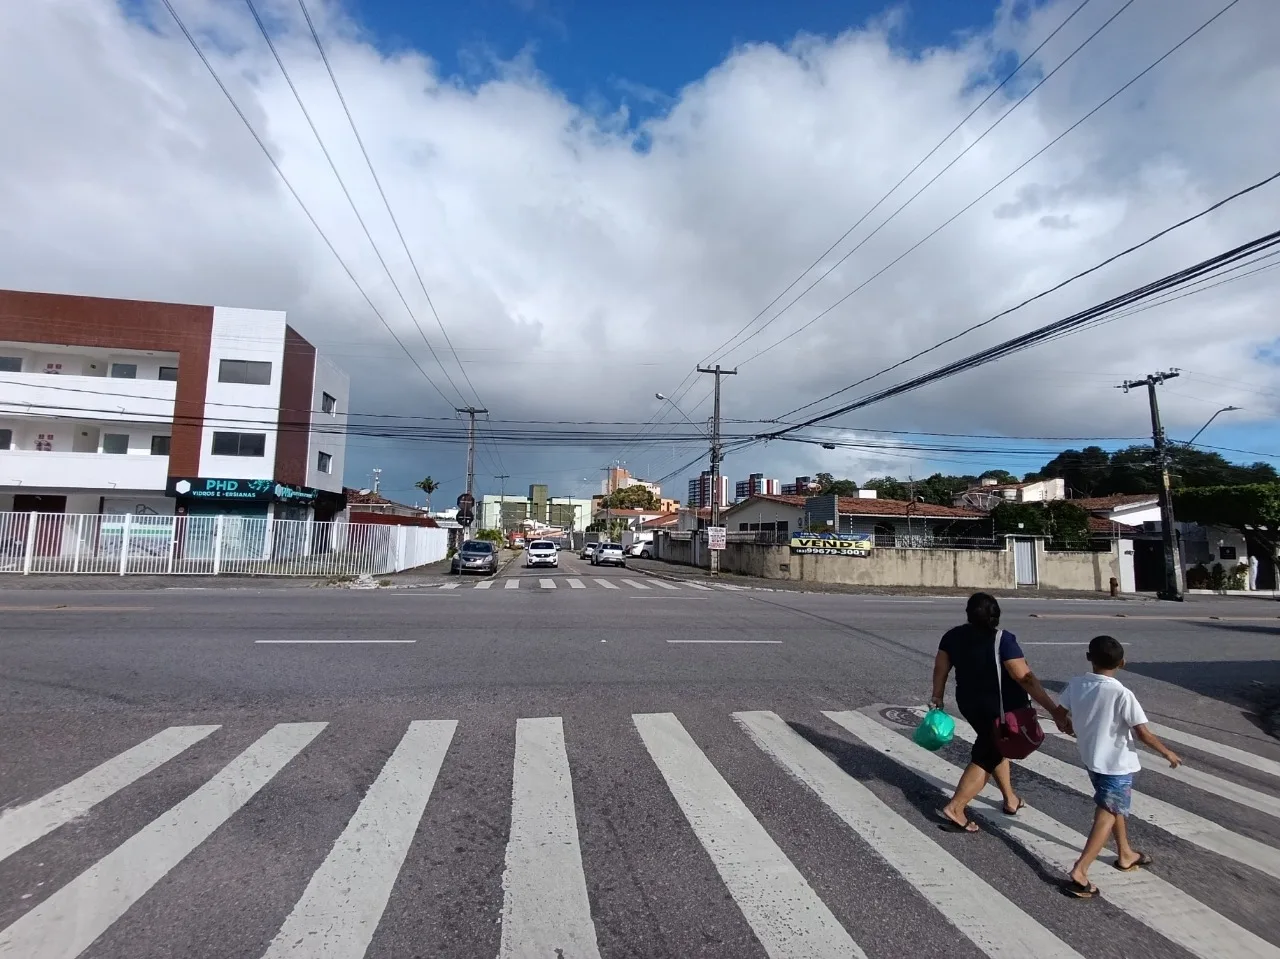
top-left (0, 372), bottom-right (176, 423)
top-left (0, 449), bottom-right (169, 491)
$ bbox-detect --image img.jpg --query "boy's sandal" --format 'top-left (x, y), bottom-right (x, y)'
top-left (1065, 879), bottom-right (1100, 899)
top-left (1114, 852), bottom-right (1153, 872)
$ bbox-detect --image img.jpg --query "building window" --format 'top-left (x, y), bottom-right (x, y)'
top-left (321, 392), bottom-right (337, 415)
top-left (218, 359), bottom-right (272, 385)
top-left (0, 356), bottom-right (21, 373)
top-left (110, 363), bottom-right (138, 379)
top-left (211, 431), bottom-right (266, 457)
top-left (158, 366), bottom-right (179, 382)
top-left (102, 434), bottom-right (129, 455)
top-left (0, 429), bottom-right (11, 450)
top-left (150, 435), bottom-right (172, 456)
top-left (317, 451), bottom-right (333, 474)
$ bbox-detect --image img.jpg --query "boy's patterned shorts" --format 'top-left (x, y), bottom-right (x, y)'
top-left (1088, 771), bottom-right (1135, 816)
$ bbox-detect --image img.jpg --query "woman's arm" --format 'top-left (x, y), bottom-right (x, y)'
top-left (1003, 657), bottom-right (1070, 730)
top-left (929, 650), bottom-right (951, 709)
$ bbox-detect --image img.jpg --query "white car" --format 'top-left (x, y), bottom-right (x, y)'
top-left (525, 539), bottom-right (558, 568)
top-left (580, 542), bottom-right (600, 560)
top-left (592, 543), bottom-right (626, 567)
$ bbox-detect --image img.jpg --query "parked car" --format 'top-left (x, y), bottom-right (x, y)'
top-left (626, 542), bottom-right (647, 557)
top-left (525, 539), bottom-right (559, 568)
top-left (452, 540), bottom-right (498, 575)
top-left (580, 542), bottom-right (600, 560)
top-left (592, 543), bottom-right (626, 567)
top-left (639, 543), bottom-right (654, 559)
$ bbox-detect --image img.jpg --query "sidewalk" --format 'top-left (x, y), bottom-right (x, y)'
top-left (625, 557), bottom-right (1147, 601)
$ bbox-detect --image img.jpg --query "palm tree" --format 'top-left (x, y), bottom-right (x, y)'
top-left (415, 476), bottom-right (440, 512)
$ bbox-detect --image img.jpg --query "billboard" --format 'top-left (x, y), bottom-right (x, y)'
top-left (789, 532), bottom-right (873, 556)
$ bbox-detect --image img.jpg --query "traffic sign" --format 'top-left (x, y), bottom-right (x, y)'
top-left (707, 526), bottom-right (726, 551)
top-left (457, 510), bottom-right (475, 528)
top-left (457, 492), bottom-right (475, 510)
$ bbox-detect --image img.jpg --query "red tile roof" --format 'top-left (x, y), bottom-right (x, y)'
top-left (641, 513), bottom-right (680, 529)
top-left (731, 494), bottom-right (986, 520)
top-left (1087, 515), bottom-right (1141, 535)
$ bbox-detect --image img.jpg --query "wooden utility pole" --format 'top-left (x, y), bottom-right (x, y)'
top-left (697, 365), bottom-right (737, 576)
top-left (1119, 371), bottom-right (1182, 601)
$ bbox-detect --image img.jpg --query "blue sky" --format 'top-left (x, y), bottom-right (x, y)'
top-left (346, 0), bottom-right (997, 117)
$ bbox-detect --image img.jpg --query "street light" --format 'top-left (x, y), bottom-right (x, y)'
top-left (1185, 406), bottom-right (1241, 447)
top-left (655, 393), bottom-right (708, 437)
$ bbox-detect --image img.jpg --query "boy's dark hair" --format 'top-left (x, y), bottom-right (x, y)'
top-left (966, 592), bottom-right (1001, 630)
top-left (1088, 635), bottom-right (1125, 670)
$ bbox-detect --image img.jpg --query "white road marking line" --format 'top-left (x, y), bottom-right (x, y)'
top-left (713, 584), bottom-right (745, 590)
top-left (634, 712), bottom-right (861, 959)
top-left (0, 723), bottom-right (325, 959)
top-left (683, 582), bottom-right (712, 591)
top-left (540, 579), bottom-right (557, 589)
top-left (1045, 729), bottom-right (1280, 821)
top-left (0, 726), bottom-right (220, 864)
top-left (500, 718), bottom-right (600, 959)
top-left (254, 640), bottom-right (416, 644)
top-left (592, 579), bottom-right (619, 590)
top-left (623, 579), bottom-right (651, 590)
top-left (475, 580), bottom-right (494, 589)
top-left (666, 640), bottom-right (783, 644)
top-left (504, 579), bottom-right (520, 590)
top-left (439, 583), bottom-right (460, 590)
top-left (1147, 722), bottom-right (1280, 782)
top-left (827, 710), bottom-right (1278, 959)
top-left (262, 721), bottom-right (456, 958)
top-left (736, 711), bottom-right (1082, 959)
top-left (567, 579), bottom-right (586, 589)
top-left (651, 580), bottom-right (680, 590)
top-left (950, 720), bottom-right (1280, 882)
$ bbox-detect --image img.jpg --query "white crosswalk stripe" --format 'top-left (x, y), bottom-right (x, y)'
top-left (439, 583), bottom-right (460, 590)
top-left (828, 710), bottom-right (1279, 959)
top-left (652, 580), bottom-right (680, 590)
top-left (0, 725), bottom-right (219, 864)
top-left (0, 723), bottom-right (326, 959)
top-left (427, 577), bottom-right (751, 592)
top-left (540, 578), bottom-right (557, 589)
top-left (567, 578), bottom-right (586, 588)
top-left (474, 580), bottom-right (494, 589)
top-left (622, 579), bottom-right (651, 590)
top-left (262, 721), bottom-right (456, 958)
top-left (500, 718), bottom-right (600, 958)
top-left (736, 711), bottom-right (1083, 959)
top-left (951, 720), bottom-right (1280, 881)
top-left (592, 578), bottom-right (618, 589)
top-left (634, 712), bottom-right (863, 959)
top-left (1147, 722), bottom-right (1280, 782)
top-left (504, 578), bottom-right (520, 589)
top-left (4, 710), bottom-right (1278, 959)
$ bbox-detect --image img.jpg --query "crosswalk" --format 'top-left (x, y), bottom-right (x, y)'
top-left (435, 576), bottom-right (741, 592)
top-left (2, 708), bottom-right (1277, 958)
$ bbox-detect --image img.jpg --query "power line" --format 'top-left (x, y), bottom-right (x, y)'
top-left (778, 166), bottom-right (1280, 419)
top-left (242, 0), bottom-right (470, 409)
top-left (733, 0), bottom-right (1245, 371)
top-left (157, 0), bottom-right (457, 408)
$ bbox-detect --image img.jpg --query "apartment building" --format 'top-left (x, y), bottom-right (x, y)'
top-left (734, 473), bottom-right (781, 500)
top-left (686, 470), bottom-right (729, 509)
top-left (0, 289), bottom-right (348, 522)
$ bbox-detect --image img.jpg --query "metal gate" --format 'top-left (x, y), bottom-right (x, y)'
top-left (1013, 538), bottom-right (1038, 587)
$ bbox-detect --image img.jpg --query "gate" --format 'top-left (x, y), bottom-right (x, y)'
top-left (1013, 538), bottom-right (1038, 587)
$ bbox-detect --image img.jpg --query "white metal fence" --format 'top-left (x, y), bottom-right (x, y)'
top-left (0, 512), bottom-right (448, 577)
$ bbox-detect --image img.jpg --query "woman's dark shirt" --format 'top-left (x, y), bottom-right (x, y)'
top-left (939, 624), bottom-right (1031, 720)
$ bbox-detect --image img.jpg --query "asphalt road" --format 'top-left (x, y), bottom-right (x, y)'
top-left (1, 552), bottom-right (1278, 959)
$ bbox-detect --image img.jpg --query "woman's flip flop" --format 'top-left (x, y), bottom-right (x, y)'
top-left (935, 809), bottom-right (979, 833)
top-left (1065, 879), bottom-right (1100, 899)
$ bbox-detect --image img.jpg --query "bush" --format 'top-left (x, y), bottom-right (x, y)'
top-left (1185, 563), bottom-right (1210, 589)
top-left (1227, 563), bottom-right (1249, 591)
top-left (1209, 562), bottom-right (1227, 591)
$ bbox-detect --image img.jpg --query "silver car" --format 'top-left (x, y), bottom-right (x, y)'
top-left (592, 543), bottom-right (626, 567)
top-left (580, 542), bottom-right (600, 560)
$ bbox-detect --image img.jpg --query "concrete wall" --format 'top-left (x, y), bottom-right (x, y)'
top-left (1036, 546), bottom-right (1119, 592)
top-left (717, 542), bottom-right (1016, 589)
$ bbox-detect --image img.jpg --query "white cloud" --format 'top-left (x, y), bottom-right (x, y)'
top-left (2, 0), bottom-right (1277, 500)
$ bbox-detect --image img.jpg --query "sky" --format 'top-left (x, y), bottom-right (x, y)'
top-left (2, 0), bottom-right (1279, 506)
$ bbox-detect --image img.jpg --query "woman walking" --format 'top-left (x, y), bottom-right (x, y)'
top-left (929, 592), bottom-right (1070, 832)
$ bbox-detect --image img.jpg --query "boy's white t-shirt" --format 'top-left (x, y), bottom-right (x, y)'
top-left (1061, 673), bottom-right (1149, 775)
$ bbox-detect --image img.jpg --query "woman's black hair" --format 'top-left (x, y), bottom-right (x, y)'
top-left (966, 592), bottom-right (1001, 630)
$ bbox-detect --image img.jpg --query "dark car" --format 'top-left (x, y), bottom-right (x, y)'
top-left (452, 540), bottom-right (498, 575)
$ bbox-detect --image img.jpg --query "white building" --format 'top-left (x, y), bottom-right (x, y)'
top-left (0, 289), bottom-right (349, 522)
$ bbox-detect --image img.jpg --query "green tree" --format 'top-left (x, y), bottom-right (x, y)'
top-left (814, 471), bottom-right (859, 496)
top-left (1174, 483), bottom-right (1280, 557)
top-left (1034, 446), bottom-right (1113, 496)
top-left (862, 476), bottom-right (909, 500)
top-left (602, 485), bottom-right (660, 510)
top-left (979, 469), bottom-right (1018, 484)
top-left (991, 500), bottom-right (1089, 547)
top-left (414, 476), bottom-right (441, 512)
top-left (474, 528), bottom-right (505, 544)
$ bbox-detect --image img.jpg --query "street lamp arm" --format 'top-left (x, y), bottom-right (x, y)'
top-left (655, 393), bottom-right (708, 438)
top-left (1184, 406), bottom-right (1241, 447)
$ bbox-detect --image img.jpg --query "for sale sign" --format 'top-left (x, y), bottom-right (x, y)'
top-left (789, 533), bottom-right (873, 556)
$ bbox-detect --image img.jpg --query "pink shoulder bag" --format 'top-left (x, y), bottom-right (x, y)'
top-left (992, 629), bottom-right (1044, 760)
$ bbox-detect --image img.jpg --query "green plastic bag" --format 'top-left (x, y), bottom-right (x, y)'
top-left (912, 708), bottom-right (955, 751)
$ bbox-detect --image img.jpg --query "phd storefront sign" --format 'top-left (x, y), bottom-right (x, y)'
top-left (789, 532), bottom-right (873, 556)
top-left (166, 477), bottom-right (319, 506)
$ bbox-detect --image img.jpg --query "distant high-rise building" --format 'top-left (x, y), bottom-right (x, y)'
top-left (734, 473), bottom-right (782, 499)
top-left (781, 475), bottom-right (821, 495)
top-left (687, 470), bottom-right (730, 509)
top-left (602, 465), bottom-right (661, 498)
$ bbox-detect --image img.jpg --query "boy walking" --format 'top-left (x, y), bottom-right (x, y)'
top-left (1060, 635), bottom-right (1181, 898)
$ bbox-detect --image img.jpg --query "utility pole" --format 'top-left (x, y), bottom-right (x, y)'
top-left (371, 468), bottom-right (381, 496)
top-left (456, 407), bottom-right (486, 530)
top-left (697, 364), bottom-right (737, 576)
top-left (495, 473), bottom-right (509, 533)
top-left (1119, 371), bottom-right (1183, 601)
